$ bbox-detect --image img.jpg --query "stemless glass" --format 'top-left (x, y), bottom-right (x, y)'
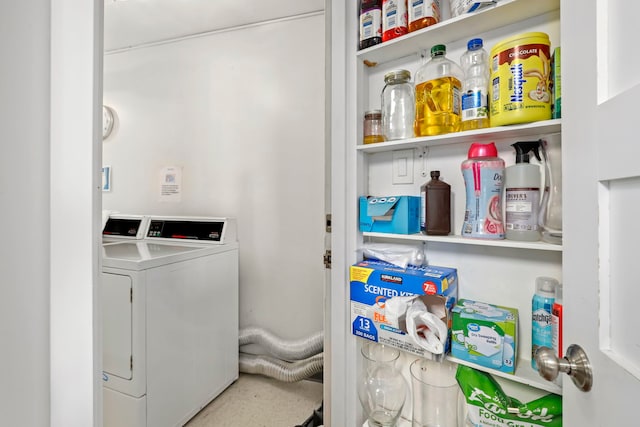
top-left (410, 358), bottom-right (459, 427)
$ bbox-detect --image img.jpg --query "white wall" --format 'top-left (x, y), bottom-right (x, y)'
top-left (103, 13), bottom-right (326, 340)
top-left (2, 2), bottom-right (101, 427)
top-left (1, 3), bottom-right (51, 425)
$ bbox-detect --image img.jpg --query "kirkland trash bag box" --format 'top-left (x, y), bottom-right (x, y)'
top-left (359, 196), bottom-right (421, 234)
top-left (350, 259), bottom-right (458, 358)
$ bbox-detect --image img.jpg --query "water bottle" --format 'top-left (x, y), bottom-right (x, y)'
top-left (460, 38), bottom-right (490, 131)
top-left (532, 276), bottom-right (558, 370)
top-left (381, 69), bottom-right (415, 140)
top-left (414, 44), bottom-right (464, 136)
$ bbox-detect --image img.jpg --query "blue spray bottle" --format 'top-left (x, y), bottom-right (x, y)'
top-left (531, 276), bottom-right (558, 370)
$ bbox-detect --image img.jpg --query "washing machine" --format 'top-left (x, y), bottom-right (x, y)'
top-left (101, 215), bottom-right (239, 427)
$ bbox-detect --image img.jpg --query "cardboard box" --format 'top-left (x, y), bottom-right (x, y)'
top-left (359, 196), bottom-right (421, 234)
top-left (451, 299), bottom-right (518, 374)
top-left (350, 259), bottom-right (458, 358)
top-left (450, 0), bottom-right (497, 18)
top-left (551, 46), bottom-right (561, 119)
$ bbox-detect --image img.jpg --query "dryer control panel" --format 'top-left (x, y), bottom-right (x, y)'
top-left (145, 216), bottom-right (237, 244)
top-left (103, 215), bottom-right (149, 240)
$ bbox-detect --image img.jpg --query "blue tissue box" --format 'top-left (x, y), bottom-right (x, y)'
top-left (359, 195), bottom-right (421, 234)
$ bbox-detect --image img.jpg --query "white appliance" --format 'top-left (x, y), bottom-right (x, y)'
top-left (101, 215), bottom-right (239, 427)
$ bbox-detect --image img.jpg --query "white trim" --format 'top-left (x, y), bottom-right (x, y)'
top-left (105, 10), bottom-right (324, 54)
top-left (50, 0), bottom-right (103, 426)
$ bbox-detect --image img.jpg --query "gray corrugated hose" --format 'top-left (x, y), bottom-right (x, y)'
top-left (239, 326), bottom-right (323, 360)
top-left (238, 326), bottom-right (324, 382)
top-left (239, 352), bottom-right (324, 383)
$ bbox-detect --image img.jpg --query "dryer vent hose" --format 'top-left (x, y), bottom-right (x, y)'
top-left (238, 326), bottom-right (324, 382)
top-left (239, 352), bottom-right (324, 383)
top-left (239, 326), bottom-right (324, 361)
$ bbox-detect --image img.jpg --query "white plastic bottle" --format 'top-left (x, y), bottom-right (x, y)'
top-left (505, 140), bottom-right (543, 241)
top-left (460, 38), bottom-right (490, 131)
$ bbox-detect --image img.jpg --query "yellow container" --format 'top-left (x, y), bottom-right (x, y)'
top-left (489, 32), bottom-right (552, 126)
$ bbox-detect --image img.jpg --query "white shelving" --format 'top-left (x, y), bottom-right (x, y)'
top-left (356, 0), bottom-right (560, 65)
top-left (448, 356), bottom-right (562, 395)
top-left (363, 232), bottom-right (563, 252)
top-left (353, 0), bottom-right (563, 397)
top-left (357, 119), bottom-right (561, 153)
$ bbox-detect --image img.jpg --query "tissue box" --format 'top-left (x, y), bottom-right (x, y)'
top-left (451, 299), bottom-right (518, 374)
top-left (350, 259), bottom-right (458, 358)
top-left (359, 196), bottom-right (421, 234)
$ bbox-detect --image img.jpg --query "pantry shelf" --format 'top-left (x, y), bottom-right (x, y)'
top-left (356, 0), bottom-right (560, 65)
top-left (362, 232), bottom-right (563, 252)
top-left (356, 119), bottom-right (561, 154)
top-left (448, 356), bottom-right (563, 395)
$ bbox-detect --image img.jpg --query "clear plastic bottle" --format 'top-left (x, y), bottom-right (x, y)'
top-left (414, 44), bottom-right (464, 136)
top-left (381, 69), bottom-right (415, 140)
top-left (460, 38), bottom-right (490, 131)
top-left (505, 140), bottom-right (543, 241)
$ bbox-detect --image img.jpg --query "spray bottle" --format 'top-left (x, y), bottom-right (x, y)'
top-left (505, 140), bottom-right (542, 241)
top-left (532, 276), bottom-right (558, 370)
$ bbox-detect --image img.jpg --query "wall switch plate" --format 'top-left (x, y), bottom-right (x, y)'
top-left (392, 149), bottom-right (414, 184)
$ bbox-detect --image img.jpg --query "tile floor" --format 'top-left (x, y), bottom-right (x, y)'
top-left (185, 373), bottom-right (323, 427)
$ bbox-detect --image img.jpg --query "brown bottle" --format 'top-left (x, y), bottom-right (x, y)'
top-left (422, 170), bottom-right (451, 235)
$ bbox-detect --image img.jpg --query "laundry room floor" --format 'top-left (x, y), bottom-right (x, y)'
top-left (186, 373), bottom-right (324, 427)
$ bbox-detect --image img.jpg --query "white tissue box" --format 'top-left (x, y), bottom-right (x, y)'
top-left (451, 299), bottom-right (518, 374)
top-left (350, 259), bottom-right (458, 358)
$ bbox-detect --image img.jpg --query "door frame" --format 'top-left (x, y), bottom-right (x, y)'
top-left (50, 1), bottom-right (103, 426)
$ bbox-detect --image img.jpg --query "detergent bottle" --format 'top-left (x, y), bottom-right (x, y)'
top-left (461, 142), bottom-right (505, 239)
top-left (505, 140), bottom-right (543, 241)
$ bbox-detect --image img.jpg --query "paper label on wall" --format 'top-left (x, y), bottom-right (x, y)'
top-left (159, 166), bottom-right (182, 202)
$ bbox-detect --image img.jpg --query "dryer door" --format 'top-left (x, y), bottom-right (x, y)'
top-left (102, 272), bottom-right (133, 380)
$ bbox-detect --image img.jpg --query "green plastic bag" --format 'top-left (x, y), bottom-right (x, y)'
top-left (456, 365), bottom-right (562, 427)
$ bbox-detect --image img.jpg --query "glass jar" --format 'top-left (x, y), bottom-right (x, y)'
top-left (363, 110), bottom-right (385, 144)
top-left (382, 69), bottom-right (415, 141)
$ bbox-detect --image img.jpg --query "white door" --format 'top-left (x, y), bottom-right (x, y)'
top-left (562, 0), bottom-right (640, 423)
